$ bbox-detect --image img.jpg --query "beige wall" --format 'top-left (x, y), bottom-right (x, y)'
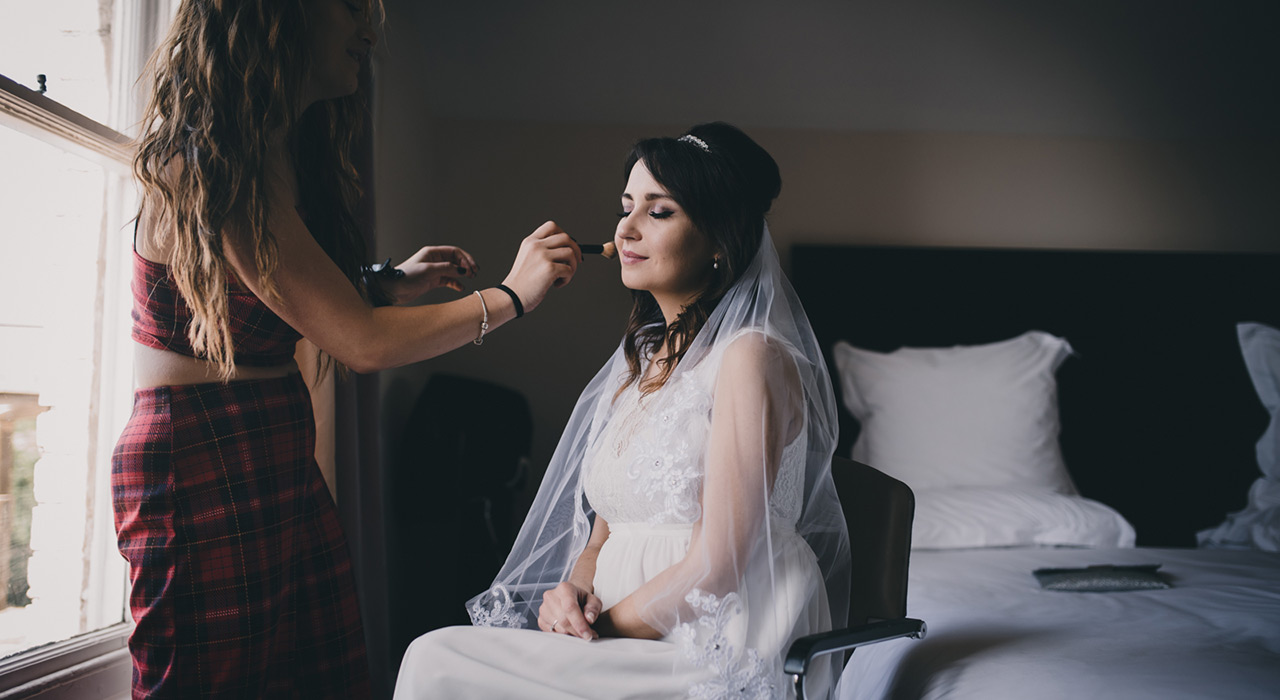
top-left (372, 114), bottom-right (1280, 484)
top-left (765, 130), bottom-right (1279, 257)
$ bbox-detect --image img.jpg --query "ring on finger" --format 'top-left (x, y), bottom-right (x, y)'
top-left (550, 618), bottom-right (560, 632)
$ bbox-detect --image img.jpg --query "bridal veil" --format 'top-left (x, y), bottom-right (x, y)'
top-left (466, 208), bottom-right (851, 696)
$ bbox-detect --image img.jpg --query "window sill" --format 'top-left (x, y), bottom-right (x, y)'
top-left (0, 74), bottom-right (133, 174)
top-left (0, 624), bottom-right (131, 700)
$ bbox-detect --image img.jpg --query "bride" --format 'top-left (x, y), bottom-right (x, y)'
top-left (394, 122), bottom-right (850, 699)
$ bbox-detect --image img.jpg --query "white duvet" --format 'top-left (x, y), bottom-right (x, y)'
top-left (838, 547), bottom-right (1280, 700)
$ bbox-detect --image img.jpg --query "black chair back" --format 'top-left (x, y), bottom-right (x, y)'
top-left (833, 456), bottom-right (915, 624)
top-left (787, 458), bottom-right (924, 698)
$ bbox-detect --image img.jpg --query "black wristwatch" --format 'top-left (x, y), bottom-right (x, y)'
top-left (363, 258), bottom-right (405, 281)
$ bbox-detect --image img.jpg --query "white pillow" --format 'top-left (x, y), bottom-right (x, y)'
top-left (1197, 322), bottom-right (1280, 552)
top-left (1240, 322), bottom-right (1280, 481)
top-left (912, 487), bottom-right (1136, 549)
top-left (833, 331), bottom-right (1077, 494)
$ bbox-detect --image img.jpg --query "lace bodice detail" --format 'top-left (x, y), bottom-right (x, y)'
top-left (582, 347), bottom-right (807, 528)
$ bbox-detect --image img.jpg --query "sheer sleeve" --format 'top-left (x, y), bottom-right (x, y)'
top-left (607, 331), bottom-right (799, 624)
top-left (590, 331), bottom-right (827, 696)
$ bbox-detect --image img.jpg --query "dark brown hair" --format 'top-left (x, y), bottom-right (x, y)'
top-left (619, 122), bottom-right (781, 396)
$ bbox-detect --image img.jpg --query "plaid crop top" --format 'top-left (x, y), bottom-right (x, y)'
top-left (130, 250), bottom-right (302, 366)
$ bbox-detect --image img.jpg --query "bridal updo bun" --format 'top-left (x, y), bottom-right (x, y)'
top-left (619, 122), bottom-right (783, 395)
top-left (684, 121), bottom-right (782, 217)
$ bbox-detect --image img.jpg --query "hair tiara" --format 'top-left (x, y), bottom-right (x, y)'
top-left (678, 134), bottom-right (711, 153)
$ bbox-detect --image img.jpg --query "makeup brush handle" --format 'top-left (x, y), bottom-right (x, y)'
top-left (579, 243), bottom-right (604, 254)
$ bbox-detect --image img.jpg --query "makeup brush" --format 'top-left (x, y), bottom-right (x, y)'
top-left (579, 242), bottom-right (617, 259)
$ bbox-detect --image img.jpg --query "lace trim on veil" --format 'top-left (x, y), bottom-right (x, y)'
top-left (468, 584), bottom-right (524, 629)
top-left (674, 588), bottom-right (778, 699)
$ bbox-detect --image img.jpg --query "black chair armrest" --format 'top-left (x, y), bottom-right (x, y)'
top-left (785, 617), bottom-right (926, 698)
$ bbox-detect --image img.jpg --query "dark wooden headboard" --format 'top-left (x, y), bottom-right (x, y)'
top-left (790, 244), bottom-right (1280, 547)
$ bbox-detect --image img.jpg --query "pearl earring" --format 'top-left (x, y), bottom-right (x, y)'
top-left (713, 258), bottom-right (720, 270)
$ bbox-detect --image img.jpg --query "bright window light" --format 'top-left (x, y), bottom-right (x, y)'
top-left (0, 0), bottom-right (158, 665)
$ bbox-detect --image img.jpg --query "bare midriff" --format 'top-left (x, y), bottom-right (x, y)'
top-left (133, 343), bottom-right (298, 388)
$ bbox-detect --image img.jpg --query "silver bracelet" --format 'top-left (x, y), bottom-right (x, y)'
top-left (473, 290), bottom-right (489, 345)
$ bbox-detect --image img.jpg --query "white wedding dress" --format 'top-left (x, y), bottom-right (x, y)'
top-left (394, 334), bottom-right (832, 700)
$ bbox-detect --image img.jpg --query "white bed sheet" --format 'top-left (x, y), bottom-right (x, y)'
top-left (838, 547), bottom-right (1280, 700)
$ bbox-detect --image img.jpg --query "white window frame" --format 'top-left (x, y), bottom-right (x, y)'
top-left (0, 74), bottom-right (133, 172)
top-left (0, 1), bottom-right (174, 697)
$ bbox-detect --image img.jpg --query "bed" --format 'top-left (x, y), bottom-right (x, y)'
top-left (788, 244), bottom-right (1280, 700)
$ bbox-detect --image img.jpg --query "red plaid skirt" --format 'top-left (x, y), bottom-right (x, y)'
top-left (112, 373), bottom-right (370, 698)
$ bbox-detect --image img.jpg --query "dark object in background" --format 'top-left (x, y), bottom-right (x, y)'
top-left (387, 373), bottom-right (532, 670)
top-left (1034, 564), bottom-right (1171, 592)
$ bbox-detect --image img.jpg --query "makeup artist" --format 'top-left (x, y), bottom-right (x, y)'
top-left (110, 1), bottom-right (579, 697)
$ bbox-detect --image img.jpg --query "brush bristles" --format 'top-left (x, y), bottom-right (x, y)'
top-left (580, 241), bottom-right (618, 258)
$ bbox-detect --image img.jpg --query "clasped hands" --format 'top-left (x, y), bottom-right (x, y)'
top-left (538, 581), bottom-right (603, 641)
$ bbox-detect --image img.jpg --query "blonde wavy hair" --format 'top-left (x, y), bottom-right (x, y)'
top-left (134, 0), bottom-right (384, 380)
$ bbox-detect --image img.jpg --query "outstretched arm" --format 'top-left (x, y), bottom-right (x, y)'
top-left (225, 191), bottom-right (579, 373)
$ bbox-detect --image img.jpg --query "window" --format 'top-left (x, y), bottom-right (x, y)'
top-left (0, 0), bottom-right (174, 694)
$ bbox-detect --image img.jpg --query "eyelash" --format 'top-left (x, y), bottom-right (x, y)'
top-left (616, 210), bottom-right (675, 220)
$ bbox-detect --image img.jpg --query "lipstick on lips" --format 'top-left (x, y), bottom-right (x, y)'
top-left (617, 247), bottom-right (647, 265)
top-left (578, 242), bottom-right (618, 259)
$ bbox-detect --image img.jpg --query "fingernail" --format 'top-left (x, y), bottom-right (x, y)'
top-left (585, 612), bottom-right (596, 623)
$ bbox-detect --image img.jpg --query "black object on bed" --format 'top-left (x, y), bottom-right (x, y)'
top-left (1032, 563), bottom-right (1171, 592)
top-left (790, 244), bottom-right (1280, 547)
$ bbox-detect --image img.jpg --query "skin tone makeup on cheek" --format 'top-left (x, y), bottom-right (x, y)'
top-left (615, 160), bottom-right (718, 327)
